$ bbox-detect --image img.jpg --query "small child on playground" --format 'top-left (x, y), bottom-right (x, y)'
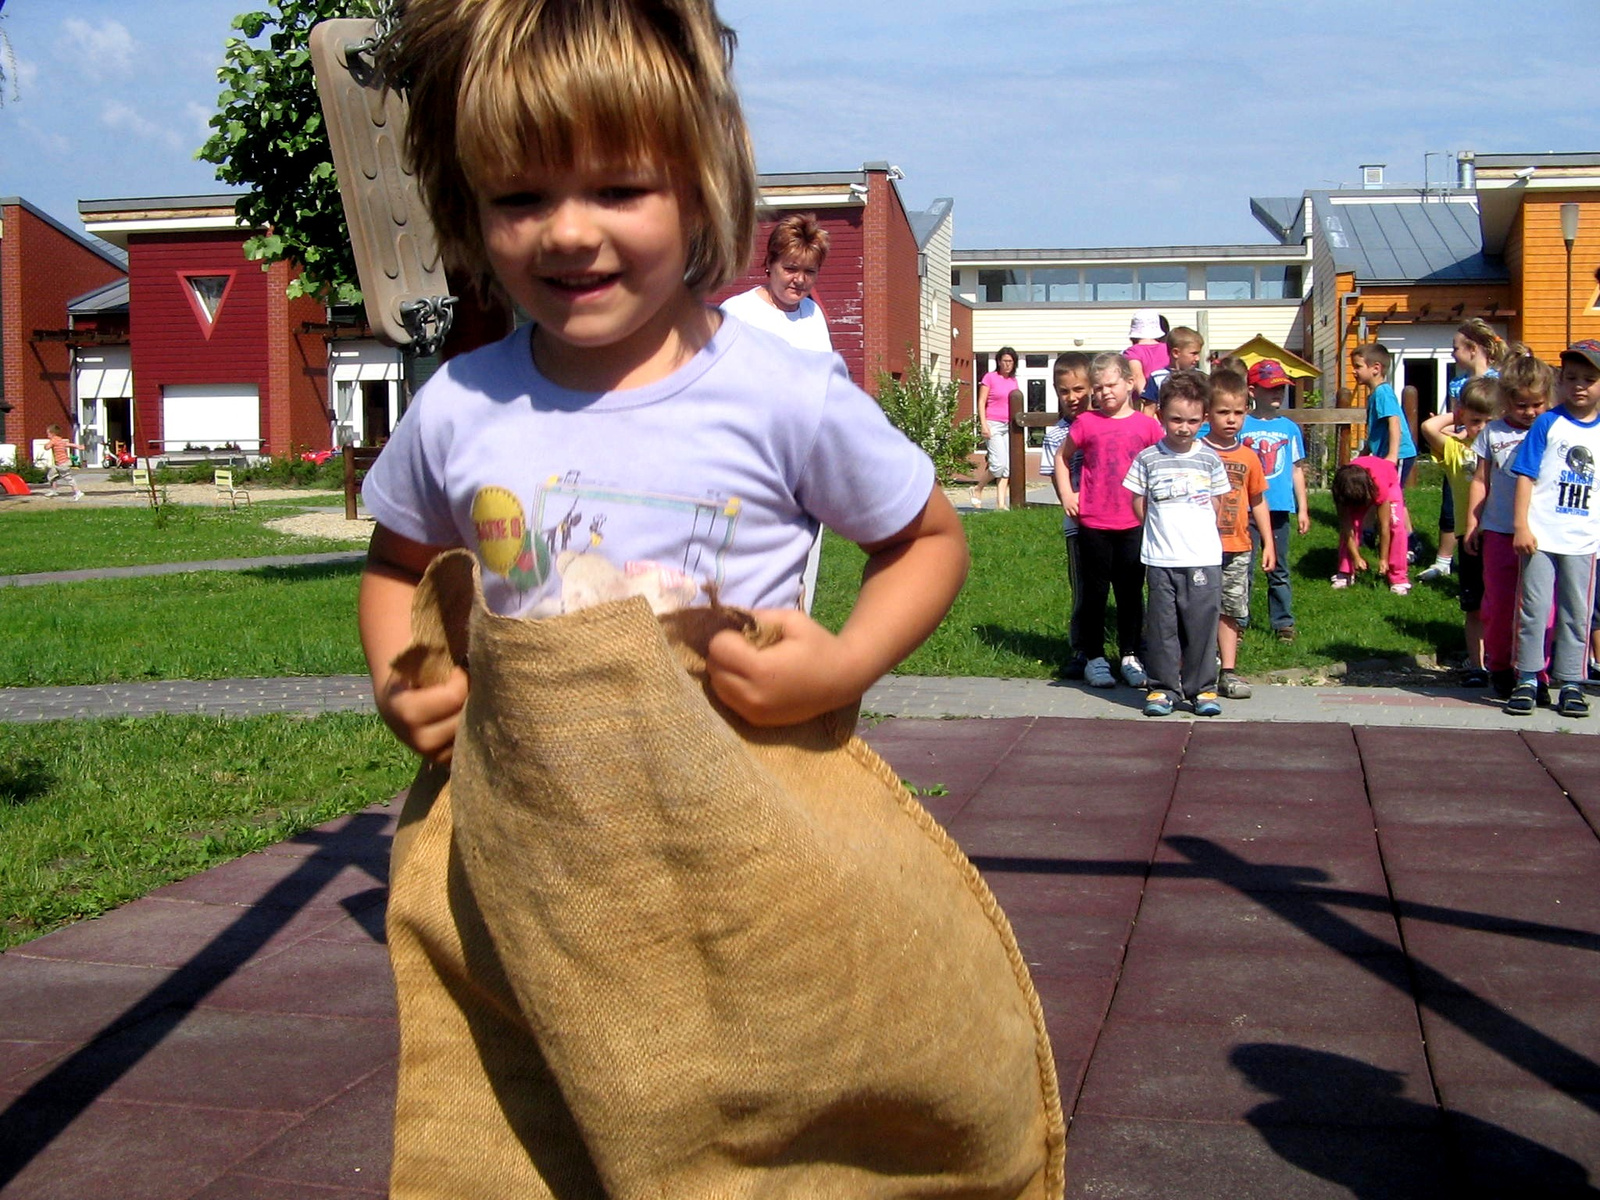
top-left (1040, 351), bottom-right (1094, 678)
top-left (1330, 457), bottom-right (1410, 594)
top-left (1501, 340), bottom-right (1600, 717)
top-left (358, 0), bottom-right (968, 760)
top-left (1054, 352), bottom-right (1163, 689)
top-left (1202, 369), bottom-right (1274, 700)
top-left (1141, 326), bottom-right (1203, 410)
top-left (1464, 351), bottom-right (1553, 697)
top-left (1351, 342), bottom-right (1417, 482)
top-left (1124, 371), bottom-right (1231, 717)
top-left (1239, 360), bottom-right (1309, 641)
top-left (1420, 319), bottom-right (1506, 581)
top-left (43, 424), bottom-right (84, 501)
top-left (1419, 377), bottom-right (1496, 685)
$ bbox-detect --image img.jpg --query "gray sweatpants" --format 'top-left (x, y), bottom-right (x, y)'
top-left (1515, 550), bottom-right (1596, 684)
top-left (1144, 564), bottom-right (1221, 700)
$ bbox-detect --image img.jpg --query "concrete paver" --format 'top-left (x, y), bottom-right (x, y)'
top-left (1, 717), bottom-right (1597, 1197)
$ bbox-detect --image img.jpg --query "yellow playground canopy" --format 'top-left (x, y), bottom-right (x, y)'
top-left (1225, 335), bottom-right (1319, 380)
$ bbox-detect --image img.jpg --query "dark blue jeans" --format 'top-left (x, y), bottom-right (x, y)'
top-left (1250, 511), bottom-right (1294, 631)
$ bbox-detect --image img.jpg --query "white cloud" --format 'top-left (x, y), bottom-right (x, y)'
top-left (187, 101), bottom-right (216, 140)
top-left (16, 117), bottom-right (70, 157)
top-left (60, 17), bottom-right (136, 76)
top-left (101, 101), bottom-right (185, 153)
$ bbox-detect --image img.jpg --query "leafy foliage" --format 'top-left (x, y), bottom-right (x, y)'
top-left (874, 367), bottom-right (979, 486)
top-left (197, 1), bottom-right (378, 303)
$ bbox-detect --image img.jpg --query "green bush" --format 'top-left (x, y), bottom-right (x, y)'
top-left (874, 366), bottom-right (979, 485)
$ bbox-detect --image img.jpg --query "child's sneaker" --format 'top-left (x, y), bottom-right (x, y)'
top-left (1330, 572), bottom-right (1352, 589)
top-left (1275, 625), bottom-right (1297, 643)
top-left (1218, 670), bottom-right (1252, 700)
top-left (1418, 559), bottom-right (1451, 581)
top-left (1120, 655), bottom-right (1148, 688)
top-left (1084, 657), bottom-right (1116, 689)
top-left (71, 491), bottom-right (85, 501)
top-left (1143, 690), bottom-right (1174, 717)
top-left (1557, 685), bottom-right (1590, 718)
top-left (1390, 582), bottom-right (1411, 596)
top-left (1504, 681), bottom-right (1539, 716)
top-left (1193, 692), bottom-right (1222, 717)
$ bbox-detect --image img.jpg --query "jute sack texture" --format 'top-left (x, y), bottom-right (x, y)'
top-left (385, 550), bottom-right (1065, 1198)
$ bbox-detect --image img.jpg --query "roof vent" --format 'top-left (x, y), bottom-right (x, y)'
top-left (1360, 164), bottom-right (1386, 190)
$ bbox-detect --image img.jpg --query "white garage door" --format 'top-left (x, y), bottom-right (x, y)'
top-left (161, 383), bottom-right (261, 449)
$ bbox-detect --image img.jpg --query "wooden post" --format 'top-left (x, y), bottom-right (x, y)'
top-left (1007, 390), bottom-right (1026, 510)
top-left (343, 444), bottom-right (360, 521)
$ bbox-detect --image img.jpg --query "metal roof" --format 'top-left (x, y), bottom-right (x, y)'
top-left (953, 243), bottom-right (1306, 264)
top-left (907, 198), bottom-right (952, 251)
top-left (1309, 193), bottom-right (1505, 284)
top-left (1249, 197), bottom-right (1303, 244)
top-left (0, 196), bottom-right (128, 270)
top-left (68, 278), bottom-right (130, 315)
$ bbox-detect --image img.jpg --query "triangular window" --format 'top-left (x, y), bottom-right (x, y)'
top-left (179, 272), bottom-right (235, 337)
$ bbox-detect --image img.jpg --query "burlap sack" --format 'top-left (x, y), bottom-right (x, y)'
top-left (385, 550), bottom-right (1065, 1198)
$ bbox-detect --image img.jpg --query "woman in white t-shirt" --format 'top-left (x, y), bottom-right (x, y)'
top-left (720, 214), bottom-right (834, 610)
top-left (719, 213), bottom-right (833, 353)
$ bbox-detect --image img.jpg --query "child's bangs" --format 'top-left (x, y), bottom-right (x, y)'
top-left (455, 11), bottom-right (701, 187)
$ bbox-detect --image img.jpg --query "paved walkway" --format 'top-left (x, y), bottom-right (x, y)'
top-left (2, 670), bottom-right (1595, 732)
top-left (2, 717), bottom-right (1598, 1197)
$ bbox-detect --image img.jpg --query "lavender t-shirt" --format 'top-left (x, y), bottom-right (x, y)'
top-left (363, 319), bottom-right (934, 617)
top-left (1070, 409), bottom-right (1163, 530)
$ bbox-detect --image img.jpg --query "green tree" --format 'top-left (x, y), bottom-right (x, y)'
top-left (197, 1), bottom-right (377, 303)
top-left (874, 366), bottom-right (979, 486)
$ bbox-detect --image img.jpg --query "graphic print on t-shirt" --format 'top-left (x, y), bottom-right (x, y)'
top-left (471, 473), bottom-right (741, 615)
top-left (1216, 457), bottom-right (1250, 536)
top-left (1555, 441), bottom-right (1596, 516)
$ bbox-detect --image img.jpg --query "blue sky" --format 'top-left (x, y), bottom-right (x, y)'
top-left (0, 1), bottom-right (1590, 253)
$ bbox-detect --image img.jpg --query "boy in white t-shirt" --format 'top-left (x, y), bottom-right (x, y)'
top-left (1504, 340), bottom-right (1600, 717)
top-left (1123, 372), bottom-right (1230, 717)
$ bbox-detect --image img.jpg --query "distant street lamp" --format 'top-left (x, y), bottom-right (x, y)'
top-left (1562, 203), bottom-right (1581, 346)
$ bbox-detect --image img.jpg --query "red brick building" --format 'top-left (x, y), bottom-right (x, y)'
top-left (79, 196), bottom-right (331, 461)
top-left (0, 197), bottom-right (127, 458)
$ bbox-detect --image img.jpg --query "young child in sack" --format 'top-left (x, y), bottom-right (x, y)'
top-left (358, 0), bottom-right (969, 761)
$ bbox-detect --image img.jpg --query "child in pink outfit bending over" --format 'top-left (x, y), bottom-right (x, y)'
top-left (1331, 457), bottom-right (1410, 594)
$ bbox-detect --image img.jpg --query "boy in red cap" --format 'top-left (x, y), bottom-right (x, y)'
top-left (1238, 360), bottom-right (1309, 641)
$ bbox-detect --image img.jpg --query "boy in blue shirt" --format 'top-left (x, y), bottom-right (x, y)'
top-left (1504, 340), bottom-right (1600, 717)
top-left (1351, 342), bottom-right (1417, 482)
top-left (1239, 360), bottom-right (1309, 642)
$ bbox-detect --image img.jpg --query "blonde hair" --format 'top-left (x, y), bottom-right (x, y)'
top-left (1457, 375), bottom-right (1499, 418)
top-left (1091, 351), bottom-right (1134, 384)
top-left (1167, 326), bottom-right (1203, 352)
top-left (1496, 347), bottom-right (1555, 406)
top-left (1208, 368), bottom-right (1249, 406)
top-left (1457, 318), bottom-right (1509, 368)
top-left (382, 0), bottom-right (757, 295)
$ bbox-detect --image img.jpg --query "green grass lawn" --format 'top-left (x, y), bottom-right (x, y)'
top-left (0, 500), bottom-right (365, 576)
top-left (814, 476), bottom-right (1464, 679)
top-left (0, 713), bottom-right (414, 950)
top-left (0, 561), bottom-right (368, 687)
top-left (4, 481), bottom-right (1465, 689)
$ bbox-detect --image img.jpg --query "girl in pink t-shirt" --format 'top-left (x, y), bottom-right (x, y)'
top-left (973, 347), bottom-right (1020, 509)
top-left (1053, 353), bottom-right (1163, 687)
top-left (1331, 455), bottom-right (1410, 592)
